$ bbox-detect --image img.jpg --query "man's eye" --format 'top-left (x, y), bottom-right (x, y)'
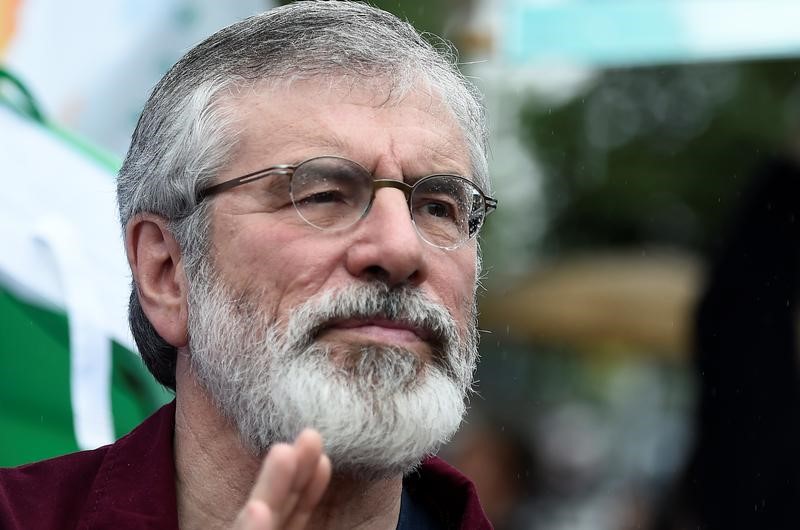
top-left (417, 200), bottom-right (456, 219)
top-left (296, 190), bottom-right (346, 205)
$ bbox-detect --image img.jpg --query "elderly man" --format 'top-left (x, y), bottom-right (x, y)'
top-left (0, 2), bottom-right (496, 528)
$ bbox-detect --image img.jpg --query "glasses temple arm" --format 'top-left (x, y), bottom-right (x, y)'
top-left (197, 166), bottom-right (295, 202)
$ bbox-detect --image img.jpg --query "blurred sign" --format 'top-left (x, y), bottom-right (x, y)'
top-left (503, 0), bottom-right (800, 66)
top-left (3, 0), bottom-right (269, 156)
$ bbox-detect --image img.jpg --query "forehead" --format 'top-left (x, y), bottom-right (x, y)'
top-left (223, 78), bottom-right (471, 178)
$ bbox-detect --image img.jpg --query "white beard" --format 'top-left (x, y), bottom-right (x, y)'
top-left (186, 261), bottom-right (478, 479)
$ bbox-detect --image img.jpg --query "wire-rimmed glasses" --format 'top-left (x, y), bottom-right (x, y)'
top-left (197, 155), bottom-right (497, 250)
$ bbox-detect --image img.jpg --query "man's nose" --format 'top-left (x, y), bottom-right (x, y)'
top-left (344, 187), bottom-right (428, 286)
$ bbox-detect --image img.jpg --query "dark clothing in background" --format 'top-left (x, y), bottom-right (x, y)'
top-left (680, 157), bottom-right (800, 529)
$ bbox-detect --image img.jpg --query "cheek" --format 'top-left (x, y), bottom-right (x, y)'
top-left (271, 252), bottom-right (334, 302)
top-left (211, 221), bottom-right (345, 317)
top-left (432, 251), bottom-right (478, 323)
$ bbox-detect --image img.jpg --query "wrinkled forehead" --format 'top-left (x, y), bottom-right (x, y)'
top-left (232, 73), bottom-right (463, 130)
top-left (222, 76), bottom-right (472, 173)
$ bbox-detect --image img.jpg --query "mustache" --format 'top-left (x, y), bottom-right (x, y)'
top-left (284, 282), bottom-right (459, 365)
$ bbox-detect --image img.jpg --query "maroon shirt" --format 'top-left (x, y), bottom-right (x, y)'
top-left (0, 402), bottom-right (491, 529)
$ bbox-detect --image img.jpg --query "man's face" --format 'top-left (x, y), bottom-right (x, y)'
top-left (186, 79), bottom-right (480, 476)
top-left (208, 80), bottom-right (478, 348)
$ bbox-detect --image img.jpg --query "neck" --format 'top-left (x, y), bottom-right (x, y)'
top-left (173, 354), bottom-right (403, 530)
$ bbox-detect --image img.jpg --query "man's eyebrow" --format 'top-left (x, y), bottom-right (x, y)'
top-left (278, 128), bottom-right (350, 161)
top-left (411, 147), bottom-right (472, 180)
top-left (275, 128), bottom-right (470, 180)
top-left (402, 170), bottom-right (460, 186)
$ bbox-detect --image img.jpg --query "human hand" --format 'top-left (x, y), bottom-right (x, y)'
top-left (232, 429), bottom-right (332, 530)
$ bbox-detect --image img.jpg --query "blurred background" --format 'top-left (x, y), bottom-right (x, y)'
top-left (3, 0), bottom-right (800, 528)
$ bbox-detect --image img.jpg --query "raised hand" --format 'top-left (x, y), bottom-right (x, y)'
top-left (233, 429), bottom-right (332, 530)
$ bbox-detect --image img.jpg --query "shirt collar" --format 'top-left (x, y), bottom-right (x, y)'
top-left (81, 401), bottom-right (179, 529)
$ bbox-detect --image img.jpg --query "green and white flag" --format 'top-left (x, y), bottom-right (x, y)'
top-left (0, 74), bottom-right (170, 467)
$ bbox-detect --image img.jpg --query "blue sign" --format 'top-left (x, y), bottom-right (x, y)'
top-left (502, 0), bottom-right (800, 66)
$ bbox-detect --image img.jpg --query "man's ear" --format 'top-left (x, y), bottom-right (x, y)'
top-left (126, 214), bottom-right (189, 348)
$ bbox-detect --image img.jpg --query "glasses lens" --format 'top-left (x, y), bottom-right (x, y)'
top-left (291, 157), bottom-right (372, 230)
top-left (411, 175), bottom-right (485, 249)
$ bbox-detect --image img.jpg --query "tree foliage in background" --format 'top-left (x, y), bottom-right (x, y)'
top-left (521, 60), bottom-right (800, 257)
top-left (279, 0), bottom-right (467, 43)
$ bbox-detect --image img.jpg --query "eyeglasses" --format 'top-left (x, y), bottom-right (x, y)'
top-left (197, 156), bottom-right (497, 250)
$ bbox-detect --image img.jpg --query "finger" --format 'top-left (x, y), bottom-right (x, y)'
top-left (297, 454), bottom-right (332, 511)
top-left (271, 429), bottom-right (324, 520)
top-left (247, 431), bottom-right (325, 523)
top-left (246, 431), bottom-right (328, 527)
top-left (233, 499), bottom-right (274, 530)
top-left (285, 455), bottom-right (332, 530)
top-left (250, 443), bottom-right (298, 513)
top-left (289, 429), bottom-right (324, 491)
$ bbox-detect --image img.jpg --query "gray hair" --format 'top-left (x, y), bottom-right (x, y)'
top-left (117, 0), bottom-right (489, 389)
